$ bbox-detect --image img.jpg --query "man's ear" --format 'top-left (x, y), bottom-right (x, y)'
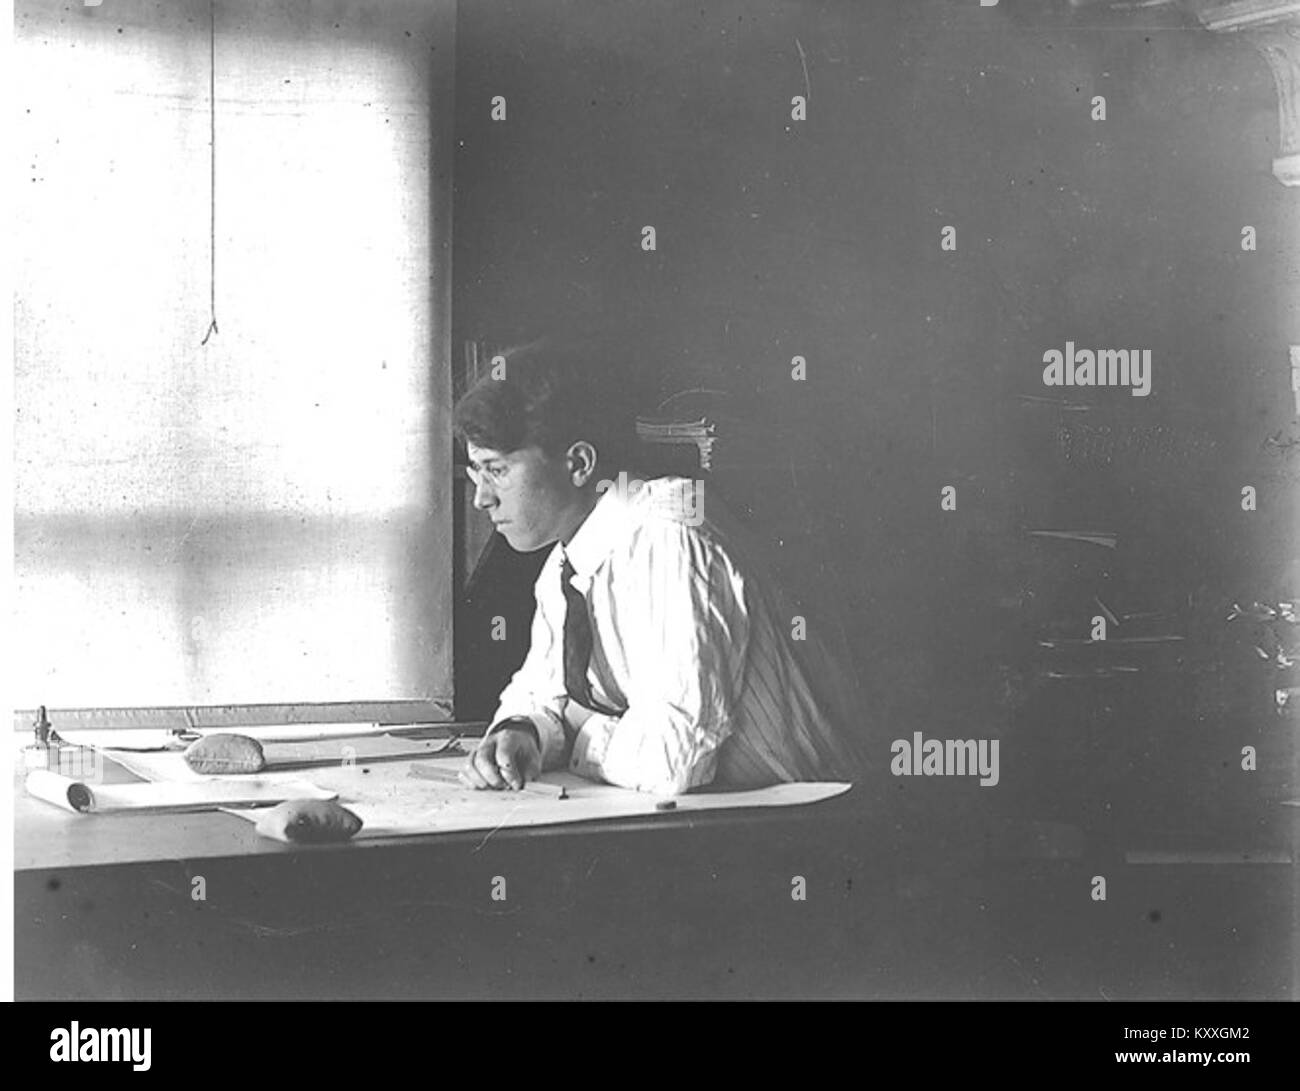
top-left (566, 441), bottom-right (599, 486)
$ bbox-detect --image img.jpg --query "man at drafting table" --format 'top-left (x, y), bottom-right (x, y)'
top-left (455, 342), bottom-right (867, 797)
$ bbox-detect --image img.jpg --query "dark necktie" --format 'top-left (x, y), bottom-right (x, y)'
top-left (561, 555), bottom-right (598, 710)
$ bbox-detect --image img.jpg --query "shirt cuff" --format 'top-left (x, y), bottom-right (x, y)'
top-left (568, 714), bottom-right (620, 780)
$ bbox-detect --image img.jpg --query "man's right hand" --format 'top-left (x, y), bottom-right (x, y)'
top-left (459, 723), bottom-right (542, 791)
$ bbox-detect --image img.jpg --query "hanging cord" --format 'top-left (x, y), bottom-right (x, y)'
top-left (200, 0), bottom-right (219, 345)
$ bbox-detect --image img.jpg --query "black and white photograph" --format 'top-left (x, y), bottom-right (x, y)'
top-left (5, 0), bottom-right (1298, 1044)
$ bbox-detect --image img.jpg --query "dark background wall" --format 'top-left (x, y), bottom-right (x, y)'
top-left (452, 0), bottom-right (1295, 919)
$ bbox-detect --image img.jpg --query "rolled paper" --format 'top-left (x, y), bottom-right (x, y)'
top-left (25, 769), bottom-right (95, 813)
top-left (23, 768), bottom-right (337, 814)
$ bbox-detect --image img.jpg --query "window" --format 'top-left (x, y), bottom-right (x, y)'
top-left (13, 0), bottom-right (457, 727)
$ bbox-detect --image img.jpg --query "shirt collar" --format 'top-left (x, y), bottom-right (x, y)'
top-left (560, 483), bottom-right (625, 580)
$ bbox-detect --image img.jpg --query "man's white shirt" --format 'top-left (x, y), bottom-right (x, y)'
top-left (490, 476), bottom-right (867, 795)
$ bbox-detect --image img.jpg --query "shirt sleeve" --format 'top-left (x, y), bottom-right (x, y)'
top-left (567, 520), bottom-right (750, 795)
top-left (487, 547), bottom-right (570, 772)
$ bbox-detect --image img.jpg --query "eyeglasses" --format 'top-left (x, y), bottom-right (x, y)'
top-left (465, 462), bottom-right (512, 488)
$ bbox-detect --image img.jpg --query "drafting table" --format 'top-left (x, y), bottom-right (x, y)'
top-left (14, 726), bottom-right (876, 998)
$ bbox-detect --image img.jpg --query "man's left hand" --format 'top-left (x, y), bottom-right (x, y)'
top-left (460, 724), bottom-right (541, 790)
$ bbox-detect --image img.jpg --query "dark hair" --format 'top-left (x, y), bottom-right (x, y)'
top-left (453, 336), bottom-right (644, 471)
